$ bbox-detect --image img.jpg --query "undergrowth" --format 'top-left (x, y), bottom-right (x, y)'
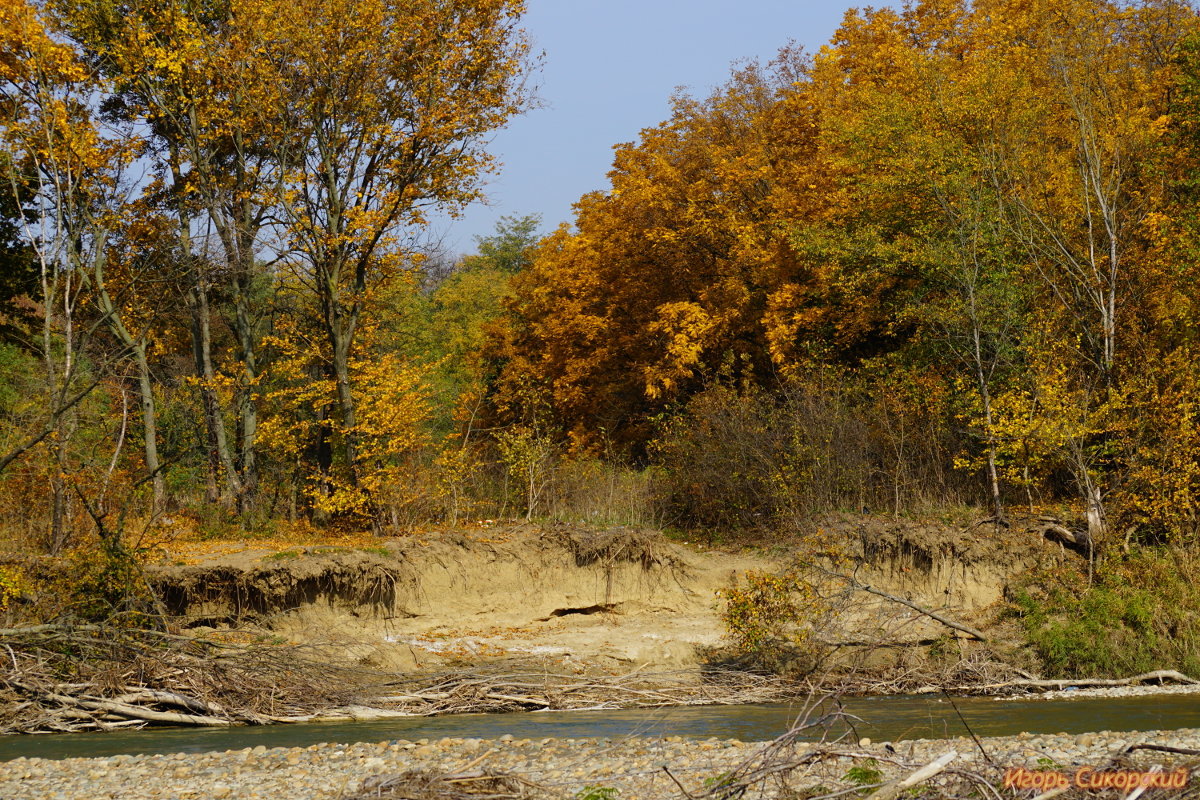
top-left (1007, 547), bottom-right (1200, 677)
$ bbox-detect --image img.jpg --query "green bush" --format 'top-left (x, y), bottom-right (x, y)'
top-left (1008, 550), bottom-right (1200, 677)
top-left (844, 759), bottom-right (883, 788)
top-left (574, 786), bottom-right (619, 800)
top-left (64, 539), bottom-right (155, 621)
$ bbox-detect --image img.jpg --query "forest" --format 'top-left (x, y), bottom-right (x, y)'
top-left (3, 0), bottom-right (1200, 609)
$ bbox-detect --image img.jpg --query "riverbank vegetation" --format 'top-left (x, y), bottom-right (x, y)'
top-left (4, 0), bottom-right (1200, 683)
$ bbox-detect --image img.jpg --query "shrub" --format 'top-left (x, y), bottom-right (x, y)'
top-left (1008, 549), bottom-right (1200, 677)
top-left (717, 568), bottom-right (828, 674)
top-left (0, 564), bottom-right (23, 611)
top-left (62, 539), bottom-right (156, 622)
top-left (651, 373), bottom-right (970, 533)
top-left (574, 786), bottom-right (619, 800)
top-left (652, 385), bottom-right (788, 530)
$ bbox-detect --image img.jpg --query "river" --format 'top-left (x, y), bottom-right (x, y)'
top-left (5, 692), bottom-right (1199, 762)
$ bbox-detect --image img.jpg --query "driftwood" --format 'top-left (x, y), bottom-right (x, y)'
top-left (870, 751), bottom-right (958, 800)
top-left (344, 768), bottom-right (541, 800)
top-left (0, 622), bottom-right (810, 733)
top-left (0, 622), bottom-right (368, 733)
top-left (371, 667), bottom-right (806, 716)
top-left (1123, 743), bottom-right (1200, 757)
top-left (41, 690), bottom-right (232, 727)
top-left (953, 669), bottom-right (1200, 694)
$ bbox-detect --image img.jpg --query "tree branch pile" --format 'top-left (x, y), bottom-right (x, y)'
top-left (0, 623), bottom-right (813, 733)
top-left (0, 622), bottom-right (368, 733)
top-left (369, 666), bottom-right (805, 716)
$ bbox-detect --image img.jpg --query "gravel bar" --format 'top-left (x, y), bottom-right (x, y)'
top-left (3, 727), bottom-right (1200, 799)
top-left (997, 683), bottom-right (1200, 701)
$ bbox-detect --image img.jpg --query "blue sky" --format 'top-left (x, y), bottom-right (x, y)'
top-left (433, 0), bottom-right (850, 256)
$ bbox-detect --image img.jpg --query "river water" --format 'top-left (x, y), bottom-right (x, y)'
top-left (5, 693), bottom-right (1199, 762)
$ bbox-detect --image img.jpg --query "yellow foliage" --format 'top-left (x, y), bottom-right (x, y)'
top-left (717, 568), bottom-right (827, 667)
top-left (0, 564), bottom-right (22, 611)
top-left (260, 309), bottom-right (430, 520)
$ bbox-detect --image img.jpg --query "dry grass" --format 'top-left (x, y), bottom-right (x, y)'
top-left (343, 768), bottom-right (544, 800)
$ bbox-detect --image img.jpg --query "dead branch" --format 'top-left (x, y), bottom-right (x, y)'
top-left (869, 751), bottom-right (958, 800)
top-left (806, 563), bottom-right (987, 642)
top-left (960, 669), bottom-right (1199, 694)
top-left (1123, 743), bottom-right (1200, 757)
top-left (370, 667), bottom-right (806, 717)
top-left (0, 623), bottom-right (373, 733)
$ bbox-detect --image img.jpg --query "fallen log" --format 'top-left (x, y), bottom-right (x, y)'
top-left (45, 691), bottom-right (233, 727)
top-left (112, 689), bottom-right (227, 716)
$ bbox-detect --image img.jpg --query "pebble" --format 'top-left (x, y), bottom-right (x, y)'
top-left (2, 727), bottom-right (1199, 799)
top-left (997, 682), bottom-right (1200, 702)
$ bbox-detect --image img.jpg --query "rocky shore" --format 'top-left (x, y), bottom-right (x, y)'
top-left (998, 683), bottom-right (1200, 702)
top-left (3, 726), bottom-right (1198, 800)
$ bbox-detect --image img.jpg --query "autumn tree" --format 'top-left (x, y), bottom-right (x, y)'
top-left (802, 0), bottom-right (1034, 520)
top-left (0, 154), bottom-right (37, 346)
top-left (1110, 28), bottom-right (1200, 542)
top-left (430, 216), bottom-right (538, 397)
top-left (498, 56), bottom-right (819, 449)
top-left (58, 0), bottom-right (294, 510)
top-left (0, 0), bottom-right (133, 546)
top-left (982, 0), bottom-right (1191, 540)
top-left (262, 0), bottom-right (534, 516)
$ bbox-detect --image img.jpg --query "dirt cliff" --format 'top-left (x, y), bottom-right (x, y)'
top-left (149, 517), bottom-right (1056, 674)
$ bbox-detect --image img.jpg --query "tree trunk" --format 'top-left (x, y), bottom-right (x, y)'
top-left (210, 180), bottom-right (265, 512)
top-left (973, 334), bottom-right (1004, 524)
top-left (233, 291), bottom-right (259, 511)
top-left (187, 278), bottom-right (242, 506)
top-left (326, 291), bottom-right (361, 487)
top-left (94, 254), bottom-right (165, 512)
top-left (133, 344), bottom-right (165, 512)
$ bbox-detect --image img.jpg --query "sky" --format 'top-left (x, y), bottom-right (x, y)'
top-left (432, 0), bottom-right (850, 256)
